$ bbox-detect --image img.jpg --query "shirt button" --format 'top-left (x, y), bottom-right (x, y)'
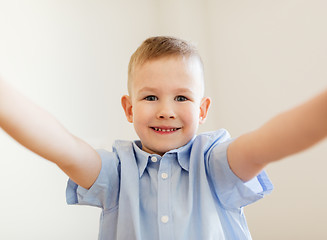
top-left (151, 156), bottom-right (158, 162)
top-left (161, 215), bottom-right (169, 223)
top-left (161, 172), bottom-right (168, 179)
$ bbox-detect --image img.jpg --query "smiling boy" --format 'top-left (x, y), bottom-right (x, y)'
top-left (121, 53), bottom-right (210, 155)
top-left (1, 36), bottom-right (327, 240)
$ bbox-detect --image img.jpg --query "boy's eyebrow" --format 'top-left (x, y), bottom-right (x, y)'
top-left (138, 87), bottom-right (195, 94)
top-left (137, 87), bottom-right (157, 93)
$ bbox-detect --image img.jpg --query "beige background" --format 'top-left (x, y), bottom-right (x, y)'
top-left (0, 0), bottom-right (326, 239)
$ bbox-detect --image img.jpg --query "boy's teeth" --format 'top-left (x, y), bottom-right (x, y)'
top-left (154, 127), bottom-right (177, 132)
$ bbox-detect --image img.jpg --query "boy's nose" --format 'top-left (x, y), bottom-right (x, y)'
top-left (157, 105), bottom-right (176, 119)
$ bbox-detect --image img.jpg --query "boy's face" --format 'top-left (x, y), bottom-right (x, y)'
top-left (122, 56), bottom-right (211, 155)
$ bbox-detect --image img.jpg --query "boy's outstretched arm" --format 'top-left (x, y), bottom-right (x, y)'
top-left (228, 89), bottom-right (327, 182)
top-left (0, 78), bottom-right (101, 189)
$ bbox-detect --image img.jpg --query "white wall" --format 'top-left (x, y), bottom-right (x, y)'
top-left (206, 1), bottom-right (327, 239)
top-left (0, 1), bottom-right (157, 239)
top-left (0, 1), bottom-right (326, 239)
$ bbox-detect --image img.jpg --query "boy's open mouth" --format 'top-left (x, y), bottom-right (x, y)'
top-left (150, 127), bottom-right (181, 133)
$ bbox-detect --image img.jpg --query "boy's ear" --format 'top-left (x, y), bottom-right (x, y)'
top-left (199, 97), bottom-right (211, 124)
top-left (121, 95), bottom-right (133, 123)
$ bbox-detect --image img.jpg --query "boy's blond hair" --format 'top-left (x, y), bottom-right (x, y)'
top-left (127, 36), bottom-right (203, 95)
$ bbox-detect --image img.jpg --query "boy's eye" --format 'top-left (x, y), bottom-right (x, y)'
top-left (175, 96), bottom-right (188, 102)
top-left (144, 95), bottom-right (158, 101)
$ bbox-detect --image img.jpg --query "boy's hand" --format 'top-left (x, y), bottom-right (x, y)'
top-left (0, 78), bottom-right (101, 189)
top-left (227, 89), bottom-right (327, 182)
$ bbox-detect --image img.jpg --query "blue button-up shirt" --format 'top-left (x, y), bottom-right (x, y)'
top-left (66, 129), bottom-right (273, 240)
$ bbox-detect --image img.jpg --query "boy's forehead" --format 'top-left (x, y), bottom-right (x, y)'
top-left (131, 56), bottom-right (204, 95)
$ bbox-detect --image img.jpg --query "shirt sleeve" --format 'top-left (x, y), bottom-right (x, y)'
top-left (66, 149), bottom-right (120, 210)
top-left (207, 139), bottom-right (273, 210)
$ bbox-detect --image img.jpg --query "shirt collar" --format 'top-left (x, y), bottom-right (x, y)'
top-left (132, 136), bottom-right (196, 177)
top-left (165, 136), bottom-right (195, 172)
top-left (132, 141), bottom-right (150, 177)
